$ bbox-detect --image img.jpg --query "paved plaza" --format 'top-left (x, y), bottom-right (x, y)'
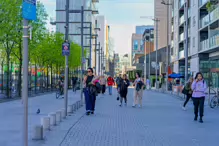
top-left (0, 88), bottom-right (218, 146)
top-left (27, 88), bottom-right (219, 146)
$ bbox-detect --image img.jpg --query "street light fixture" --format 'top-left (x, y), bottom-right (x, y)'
top-left (161, 0), bottom-right (172, 91)
top-left (140, 16), bottom-right (159, 89)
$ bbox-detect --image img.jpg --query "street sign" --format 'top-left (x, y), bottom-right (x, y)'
top-left (62, 42), bottom-right (70, 56)
top-left (22, 0), bottom-right (37, 20)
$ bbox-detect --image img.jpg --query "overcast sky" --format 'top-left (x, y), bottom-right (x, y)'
top-left (39, 0), bottom-right (154, 55)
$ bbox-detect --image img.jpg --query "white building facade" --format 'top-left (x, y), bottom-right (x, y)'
top-left (171, 0), bottom-right (219, 87)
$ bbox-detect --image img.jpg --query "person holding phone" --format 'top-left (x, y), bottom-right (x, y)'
top-left (191, 72), bottom-right (207, 123)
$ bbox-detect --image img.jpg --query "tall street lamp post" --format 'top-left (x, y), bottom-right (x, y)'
top-left (161, 0), bottom-right (172, 91)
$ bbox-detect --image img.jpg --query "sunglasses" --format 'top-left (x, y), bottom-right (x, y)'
top-left (87, 70), bottom-right (92, 73)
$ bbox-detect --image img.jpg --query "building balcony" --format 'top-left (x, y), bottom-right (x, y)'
top-left (179, 0), bottom-right (185, 8)
top-left (199, 31), bottom-right (219, 52)
top-left (179, 50), bottom-right (185, 59)
top-left (210, 6), bottom-right (219, 23)
top-left (209, 32), bottom-right (219, 48)
top-left (179, 33), bottom-right (184, 42)
top-left (179, 15), bottom-right (185, 25)
top-left (200, 7), bottom-right (219, 29)
top-left (199, 0), bottom-right (208, 7)
top-left (199, 39), bottom-right (209, 51)
top-left (171, 40), bottom-right (174, 48)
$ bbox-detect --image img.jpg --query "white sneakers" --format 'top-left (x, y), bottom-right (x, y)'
top-left (182, 106), bottom-right (186, 111)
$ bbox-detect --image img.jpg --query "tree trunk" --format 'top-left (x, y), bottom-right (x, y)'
top-left (47, 65), bottom-right (49, 91)
top-left (35, 63), bottom-right (37, 94)
top-left (6, 55), bottom-right (10, 98)
top-left (18, 59), bottom-right (22, 97)
top-left (50, 64), bottom-right (53, 90)
top-left (1, 61), bottom-right (3, 94)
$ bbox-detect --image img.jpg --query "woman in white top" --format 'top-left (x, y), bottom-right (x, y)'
top-left (132, 72), bottom-right (144, 108)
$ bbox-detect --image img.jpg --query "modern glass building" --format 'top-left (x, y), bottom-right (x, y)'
top-left (135, 25), bottom-right (154, 35)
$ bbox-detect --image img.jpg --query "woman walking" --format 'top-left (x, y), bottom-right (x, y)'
top-left (191, 72), bottom-right (207, 123)
top-left (132, 72), bottom-right (144, 108)
top-left (182, 77), bottom-right (193, 110)
top-left (100, 75), bottom-right (106, 94)
top-left (119, 74), bottom-right (130, 106)
top-left (83, 68), bottom-right (100, 115)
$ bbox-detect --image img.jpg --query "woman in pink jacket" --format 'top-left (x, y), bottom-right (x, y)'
top-left (191, 72), bottom-right (207, 123)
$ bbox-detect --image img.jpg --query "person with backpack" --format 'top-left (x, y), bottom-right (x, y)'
top-left (83, 68), bottom-right (100, 115)
top-left (119, 74), bottom-right (130, 106)
top-left (107, 75), bottom-right (114, 95)
top-left (191, 72), bottom-right (207, 123)
top-left (182, 77), bottom-right (193, 110)
top-left (132, 72), bottom-right (144, 108)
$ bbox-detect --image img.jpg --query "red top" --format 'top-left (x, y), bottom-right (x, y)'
top-left (107, 77), bottom-right (114, 86)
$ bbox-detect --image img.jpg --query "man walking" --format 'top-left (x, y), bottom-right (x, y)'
top-left (107, 75), bottom-right (114, 95)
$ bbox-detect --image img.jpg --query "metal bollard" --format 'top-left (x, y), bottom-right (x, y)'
top-left (48, 113), bottom-right (56, 126)
top-left (32, 125), bottom-right (43, 140)
top-left (41, 116), bottom-right (50, 130)
top-left (56, 111), bottom-right (61, 123)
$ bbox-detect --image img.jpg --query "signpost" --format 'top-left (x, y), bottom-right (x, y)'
top-left (62, 42), bottom-right (70, 56)
top-left (22, 0), bottom-right (37, 21)
top-left (22, 0), bottom-right (36, 146)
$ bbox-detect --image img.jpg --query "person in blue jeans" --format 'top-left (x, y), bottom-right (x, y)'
top-left (83, 68), bottom-right (100, 115)
top-left (191, 72), bottom-right (207, 123)
top-left (107, 76), bottom-right (114, 95)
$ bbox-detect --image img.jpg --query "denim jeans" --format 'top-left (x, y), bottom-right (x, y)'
top-left (108, 86), bottom-right (112, 95)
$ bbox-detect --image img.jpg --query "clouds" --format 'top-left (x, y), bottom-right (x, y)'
top-left (38, 0), bottom-right (55, 6)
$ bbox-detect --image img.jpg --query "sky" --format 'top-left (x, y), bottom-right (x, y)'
top-left (39, 0), bottom-right (154, 55)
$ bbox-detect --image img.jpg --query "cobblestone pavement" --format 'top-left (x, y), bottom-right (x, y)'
top-left (59, 89), bottom-right (219, 146)
top-left (0, 90), bottom-right (80, 146)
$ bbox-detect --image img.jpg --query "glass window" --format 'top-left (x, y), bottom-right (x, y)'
top-left (133, 40), bottom-right (138, 50)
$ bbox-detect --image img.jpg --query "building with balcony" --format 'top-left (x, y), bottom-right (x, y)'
top-left (171, 0), bottom-right (219, 87)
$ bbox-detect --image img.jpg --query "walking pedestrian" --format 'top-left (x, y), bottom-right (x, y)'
top-left (132, 72), bottom-right (144, 108)
top-left (83, 68), bottom-right (100, 115)
top-left (116, 74), bottom-right (122, 100)
top-left (119, 74), bottom-right (130, 106)
top-left (72, 75), bottom-right (77, 93)
top-left (182, 77), bottom-right (193, 110)
top-left (191, 72), bottom-right (207, 123)
top-left (107, 75), bottom-right (114, 95)
top-left (99, 75), bottom-right (106, 94)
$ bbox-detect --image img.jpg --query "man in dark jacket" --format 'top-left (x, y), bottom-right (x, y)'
top-left (72, 75), bottom-right (77, 93)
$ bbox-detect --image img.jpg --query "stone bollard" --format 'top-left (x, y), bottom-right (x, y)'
top-left (61, 109), bottom-right (66, 119)
top-left (32, 125), bottom-right (43, 140)
top-left (41, 116), bottom-right (50, 130)
top-left (67, 105), bottom-right (73, 113)
top-left (72, 103), bottom-right (76, 112)
top-left (77, 101), bottom-right (80, 108)
top-left (56, 111), bottom-right (61, 123)
top-left (48, 113), bottom-right (56, 126)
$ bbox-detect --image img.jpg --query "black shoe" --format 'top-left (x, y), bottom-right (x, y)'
top-left (86, 112), bottom-right (90, 115)
top-left (199, 118), bottom-right (203, 123)
top-left (90, 111), bottom-right (94, 114)
top-left (194, 116), bottom-right (198, 121)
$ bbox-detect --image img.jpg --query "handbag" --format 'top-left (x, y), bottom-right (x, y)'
top-left (182, 87), bottom-right (188, 95)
